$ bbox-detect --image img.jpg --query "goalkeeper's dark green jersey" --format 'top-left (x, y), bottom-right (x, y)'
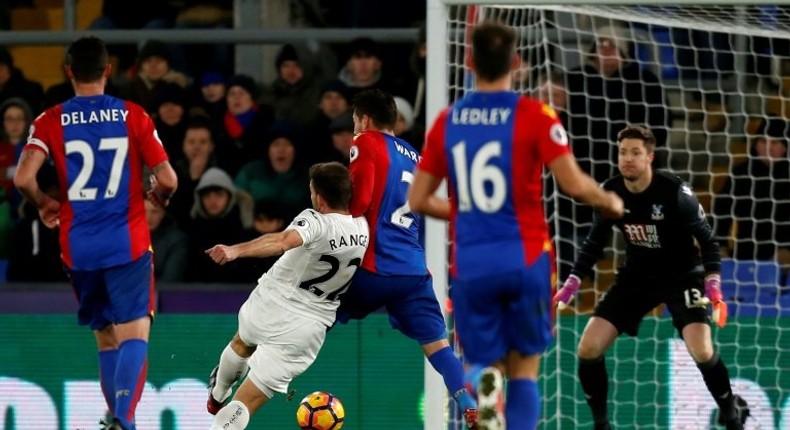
top-left (571, 170), bottom-right (721, 279)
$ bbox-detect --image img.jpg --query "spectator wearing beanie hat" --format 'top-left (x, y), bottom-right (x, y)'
top-left (192, 71), bottom-right (226, 125)
top-left (261, 43), bottom-right (323, 126)
top-left (153, 83), bottom-right (190, 161)
top-left (304, 79), bottom-right (352, 166)
top-left (119, 40), bottom-right (189, 113)
top-left (220, 74), bottom-right (274, 175)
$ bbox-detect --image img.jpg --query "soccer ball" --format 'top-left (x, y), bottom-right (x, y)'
top-left (296, 391), bottom-right (345, 430)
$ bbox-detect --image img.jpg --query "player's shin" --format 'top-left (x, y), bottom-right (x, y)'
top-left (506, 378), bottom-right (540, 430)
top-left (428, 346), bottom-right (477, 412)
top-left (210, 400), bottom-right (250, 430)
top-left (98, 349), bottom-right (119, 413)
top-left (578, 356), bottom-right (609, 424)
top-left (212, 344), bottom-right (250, 402)
top-left (696, 353), bottom-right (736, 417)
top-left (114, 339), bottom-right (148, 430)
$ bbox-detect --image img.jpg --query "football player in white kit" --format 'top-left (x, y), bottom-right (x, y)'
top-left (204, 162), bottom-right (369, 430)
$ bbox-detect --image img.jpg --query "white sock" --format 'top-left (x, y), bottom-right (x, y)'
top-left (210, 400), bottom-right (250, 430)
top-left (211, 344), bottom-right (249, 402)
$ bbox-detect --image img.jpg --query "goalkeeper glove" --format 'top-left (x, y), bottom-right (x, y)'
top-left (697, 274), bottom-right (728, 328)
top-left (553, 274), bottom-right (581, 310)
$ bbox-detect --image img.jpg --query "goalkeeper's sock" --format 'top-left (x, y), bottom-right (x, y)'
top-left (506, 378), bottom-right (540, 430)
top-left (697, 353), bottom-right (736, 419)
top-left (428, 347), bottom-right (477, 411)
top-left (212, 344), bottom-right (250, 402)
top-left (578, 356), bottom-right (609, 424)
top-left (114, 339), bottom-right (148, 430)
top-left (98, 349), bottom-right (119, 414)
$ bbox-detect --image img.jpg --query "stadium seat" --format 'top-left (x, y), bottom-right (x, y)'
top-left (0, 259), bottom-right (6, 282)
top-left (721, 259), bottom-right (783, 317)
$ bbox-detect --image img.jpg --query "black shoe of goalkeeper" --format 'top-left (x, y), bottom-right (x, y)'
top-left (718, 394), bottom-right (750, 430)
top-left (593, 422), bottom-right (611, 430)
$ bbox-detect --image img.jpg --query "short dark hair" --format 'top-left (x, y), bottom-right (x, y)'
top-left (184, 115), bottom-right (215, 138)
top-left (66, 37), bottom-right (109, 83)
top-left (254, 198), bottom-right (286, 221)
top-left (352, 89), bottom-right (397, 130)
top-left (471, 21), bottom-right (517, 81)
top-left (617, 125), bottom-right (656, 153)
top-left (309, 162), bottom-right (352, 210)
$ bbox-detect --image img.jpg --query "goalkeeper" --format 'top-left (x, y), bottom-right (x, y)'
top-left (554, 125), bottom-right (749, 430)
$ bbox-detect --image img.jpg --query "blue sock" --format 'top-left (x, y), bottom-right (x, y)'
top-left (98, 350), bottom-right (119, 414)
top-left (427, 347), bottom-right (477, 411)
top-left (114, 339), bottom-right (148, 430)
top-left (506, 378), bottom-right (540, 430)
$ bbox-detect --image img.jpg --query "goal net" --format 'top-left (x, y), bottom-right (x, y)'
top-left (426, 2), bottom-right (790, 429)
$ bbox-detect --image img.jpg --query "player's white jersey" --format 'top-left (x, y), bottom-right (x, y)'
top-left (254, 208), bottom-right (369, 326)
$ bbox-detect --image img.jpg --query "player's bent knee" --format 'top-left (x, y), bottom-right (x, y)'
top-left (506, 353), bottom-right (541, 380)
top-left (577, 339), bottom-right (605, 360)
top-left (689, 345), bottom-right (715, 364)
top-left (231, 333), bottom-right (256, 358)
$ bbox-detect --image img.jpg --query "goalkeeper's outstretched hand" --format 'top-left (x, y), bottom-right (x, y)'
top-left (553, 275), bottom-right (581, 310)
top-left (695, 274), bottom-right (728, 328)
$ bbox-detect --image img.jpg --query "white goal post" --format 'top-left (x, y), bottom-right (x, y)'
top-left (425, 1), bottom-right (790, 429)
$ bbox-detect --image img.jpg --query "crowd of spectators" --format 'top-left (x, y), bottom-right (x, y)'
top-left (0, 6), bottom-right (787, 288)
top-left (0, 2), bottom-right (428, 284)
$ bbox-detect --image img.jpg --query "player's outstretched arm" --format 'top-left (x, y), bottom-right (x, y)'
top-left (408, 168), bottom-right (450, 220)
top-left (205, 230), bottom-right (304, 265)
top-left (548, 154), bottom-right (624, 218)
top-left (14, 148), bottom-right (60, 228)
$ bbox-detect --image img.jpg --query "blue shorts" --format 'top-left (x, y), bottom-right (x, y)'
top-left (335, 269), bottom-right (447, 345)
top-left (67, 252), bottom-right (155, 330)
top-left (451, 252), bottom-right (553, 366)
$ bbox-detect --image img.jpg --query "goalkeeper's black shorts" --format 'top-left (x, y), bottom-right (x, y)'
top-left (593, 269), bottom-right (709, 337)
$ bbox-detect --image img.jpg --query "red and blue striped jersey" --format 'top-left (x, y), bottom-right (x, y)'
top-left (349, 130), bottom-right (426, 276)
top-left (25, 95), bottom-right (169, 270)
top-left (419, 91), bottom-right (570, 280)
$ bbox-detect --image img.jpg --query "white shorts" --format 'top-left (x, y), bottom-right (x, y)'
top-left (237, 287), bottom-right (327, 396)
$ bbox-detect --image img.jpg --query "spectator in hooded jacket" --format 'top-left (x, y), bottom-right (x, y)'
top-left (184, 167), bottom-right (256, 283)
